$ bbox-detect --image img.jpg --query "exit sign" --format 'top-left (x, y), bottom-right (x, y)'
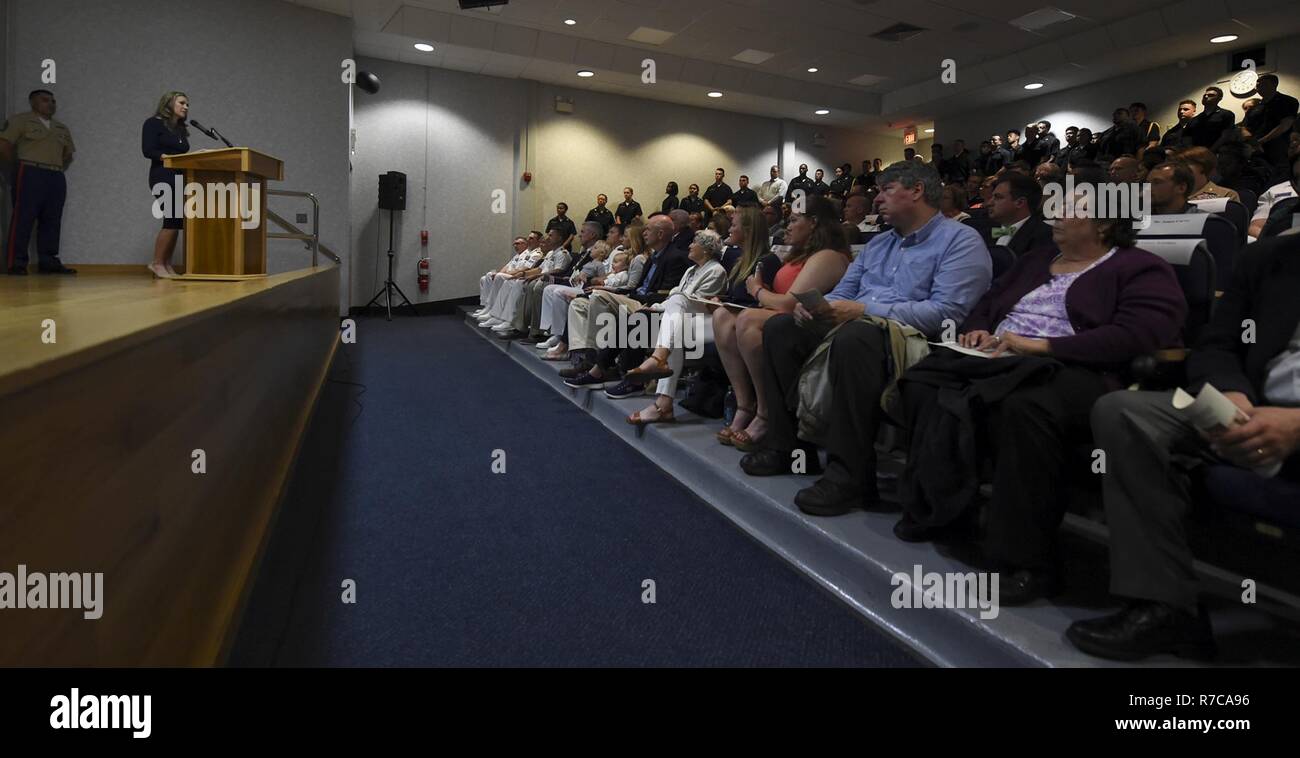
top-left (903, 126), bottom-right (918, 145)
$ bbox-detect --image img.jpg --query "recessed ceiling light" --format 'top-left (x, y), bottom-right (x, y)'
top-left (1023, 82), bottom-right (1044, 90)
top-left (1210, 34), bottom-right (1238, 44)
top-left (564, 19), bottom-right (577, 26)
top-left (814, 109), bottom-right (830, 115)
top-left (707, 91), bottom-right (723, 98)
top-left (577, 70), bottom-right (595, 78)
top-left (413, 43), bottom-right (434, 52)
top-left (807, 67), bottom-right (819, 73)
top-left (924, 128), bottom-right (935, 133)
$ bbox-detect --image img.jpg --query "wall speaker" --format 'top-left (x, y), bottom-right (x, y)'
top-left (379, 171), bottom-right (406, 211)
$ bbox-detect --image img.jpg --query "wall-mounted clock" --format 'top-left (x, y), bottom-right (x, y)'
top-left (1229, 68), bottom-right (1258, 97)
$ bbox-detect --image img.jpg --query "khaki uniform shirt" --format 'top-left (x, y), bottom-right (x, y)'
top-left (0, 111), bottom-right (75, 168)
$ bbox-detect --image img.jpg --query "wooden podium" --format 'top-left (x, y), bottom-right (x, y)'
top-left (163, 148), bottom-right (284, 280)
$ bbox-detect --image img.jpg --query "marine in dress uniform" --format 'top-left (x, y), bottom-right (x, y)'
top-left (1, 90), bottom-right (77, 274)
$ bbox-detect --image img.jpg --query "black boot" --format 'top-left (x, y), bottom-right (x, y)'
top-left (1067, 601), bottom-right (1216, 661)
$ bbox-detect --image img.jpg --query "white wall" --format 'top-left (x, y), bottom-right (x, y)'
top-left (5, 0), bottom-right (350, 297)
top-left (935, 34), bottom-right (1300, 153)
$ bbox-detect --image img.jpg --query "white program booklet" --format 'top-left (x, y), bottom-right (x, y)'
top-left (1172, 384), bottom-right (1282, 477)
top-left (929, 341), bottom-right (1006, 359)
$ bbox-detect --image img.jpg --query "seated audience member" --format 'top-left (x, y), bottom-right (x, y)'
top-left (543, 222), bottom-right (647, 360)
top-left (1184, 86), bottom-right (1235, 149)
top-left (562, 215), bottom-right (690, 388)
top-left (680, 183), bottom-right (706, 216)
top-left (964, 173), bottom-right (986, 209)
top-left (986, 172), bottom-right (1054, 257)
top-left (1035, 161), bottom-right (1065, 188)
top-left (1161, 100), bottom-right (1197, 148)
top-left (1138, 147), bottom-right (1167, 180)
top-left (896, 194), bottom-right (1186, 604)
top-left (744, 161), bottom-right (991, 516)
top-left (1147, 161), bottom-right (1202, 215)
top-left (1176, 146), bottom-right (1241, 202)
top-left (688, 211), bottom-right (705, 232)
top-left (1255, 154), bottom-right (1300, 239)
top-left (940, 184), bottom-right (970, 222)
top-left (618, 229), bottom-right (731, 424)
top-left (477, 232), bottom-right (544, 326)
top-left (526, 225), bottom-right (606, 347)
top-left (762, 201), bottom-right (785, 247)
top-left (711, 198), bottom-right (852, 449)
top-left (1108, 156), bottom-right (1140, 184)
top-left (668, 208), bottom-right (693, 250)
top-left (1069, 231), bottom-right (1300, 661)
top-left (661, 181), bottom-right (680, 213)
top-left (709, 209), bottom-right (732, 239)
top-left (843, 193), bottom-right (871, 244)
top-left (1248, 137), bottom-right (1300, 238)
top-left (476, 235), bottom-right (530, 315)
top-left (490, 229), bottom-right (571, 335)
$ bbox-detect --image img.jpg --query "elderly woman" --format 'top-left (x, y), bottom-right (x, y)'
top-left (712, 196), bottom-right (851, 449)
top-left (894, 194), bottom-right (1187, 605)
top-left (622, 228), bottom-right (731, 424)
top-left (623, 206), bottom-right (779, 422)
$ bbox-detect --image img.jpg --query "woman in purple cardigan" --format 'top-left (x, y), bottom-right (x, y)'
top-left (893, 205), bottom-right (1187, 606)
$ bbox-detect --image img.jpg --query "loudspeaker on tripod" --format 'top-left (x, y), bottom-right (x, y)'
top-left (379, 171), bottom-right (406, 211)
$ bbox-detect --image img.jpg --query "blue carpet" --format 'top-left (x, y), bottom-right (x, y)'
top-left (229, 314), bottom-right (921, 667)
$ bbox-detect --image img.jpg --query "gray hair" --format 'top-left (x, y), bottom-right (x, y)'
top-left (876, 160), bottom-right (942, 207)
top-left (669, 208), bottom-right (689, 228)
top-left (692, 228), bottom-right (724, 258)
top-left (581, 220), bottom-right (603, 236)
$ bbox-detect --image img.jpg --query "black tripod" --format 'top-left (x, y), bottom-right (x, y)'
top-left (365, 208), bottom-right (417, 320)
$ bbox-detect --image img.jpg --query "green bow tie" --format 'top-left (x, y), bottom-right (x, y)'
top-left (991, 225), bottom-right (1015, 239)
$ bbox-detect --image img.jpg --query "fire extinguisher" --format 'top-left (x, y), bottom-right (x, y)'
top-left (418, 229), bottom-right (429, 293)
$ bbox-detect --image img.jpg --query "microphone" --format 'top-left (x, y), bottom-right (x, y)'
top-left (190, 119), bottom-right (233, 148)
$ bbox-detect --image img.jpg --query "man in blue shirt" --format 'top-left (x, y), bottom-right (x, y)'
top-left (741, 161), bottom-right (992, 516)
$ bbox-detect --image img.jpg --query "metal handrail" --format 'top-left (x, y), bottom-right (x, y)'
top-left (266, 189), bottom-right (341, 265)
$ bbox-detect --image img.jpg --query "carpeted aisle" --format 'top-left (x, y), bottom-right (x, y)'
top-left (229, 314), bottom-right (921, 667)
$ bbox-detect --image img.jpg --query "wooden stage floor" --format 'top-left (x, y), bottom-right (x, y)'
top-left (1, 266), bottom-right (332, 396)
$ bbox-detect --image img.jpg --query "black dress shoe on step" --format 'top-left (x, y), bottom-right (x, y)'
top-left (999, 568), bottom-right (1063, 606)
top-left (795, 478), bottom-right (875, 517)
top-left (1066, 602), bottom-right (1216, 662)
top-left (739, 448), bottom-right (823, 477)
top-left (558, 363), bottom-right (593, 379)
top-left (894, 513), bottom-right (942, 542)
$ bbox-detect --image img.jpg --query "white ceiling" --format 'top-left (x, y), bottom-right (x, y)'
top-left (285, 0), bottom-right (1300, 135)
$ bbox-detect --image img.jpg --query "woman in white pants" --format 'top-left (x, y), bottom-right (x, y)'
top-left (621, 229), bottom-right (729, 424)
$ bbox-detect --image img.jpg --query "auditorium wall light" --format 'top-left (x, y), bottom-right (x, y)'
top-left (1024, 82), bottom-right (1044, 90)
top-left (814, 109), bottom-right (830, 115)
top-left (564, 19), bottom-right (577, 26)
top-left (1210, 35), bottom-right (1238, 44)
top-left (577, 70), bottom-right (595, 77)
top-left (707, 91), bottom-right (723, 98)
top-left (807, 67), bottom-right (819, 73)
top-left (924, 128), bottom-right (935, 133)
top-left (413, 43), bottom-right (434, 52)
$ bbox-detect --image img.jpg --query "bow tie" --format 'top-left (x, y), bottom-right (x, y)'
top-left (991, 225), bottom-right (1016, 239)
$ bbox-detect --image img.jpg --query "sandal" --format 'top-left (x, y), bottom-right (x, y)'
top-left (731, 415), bottom-right (766, 452)
top-left (627, 404), bottom-right (675, 426)
top-left (624, 353), bottom-right (674, 382)
top-left (717, 406), bottom-right (755, 446)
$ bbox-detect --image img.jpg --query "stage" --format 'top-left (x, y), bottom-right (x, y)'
top-left (0, 265), bottom-right (340, 665)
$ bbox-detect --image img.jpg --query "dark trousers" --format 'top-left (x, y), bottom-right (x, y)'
top-left (904, 364), bottom-right (1107, 571)
top-left (7, 163), bottom-right (67, 269)
top-left (761, 315), bottom-right (889, 489)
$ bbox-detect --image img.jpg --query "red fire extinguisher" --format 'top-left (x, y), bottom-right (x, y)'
top-left (418, 256), bottom-right (429, 293)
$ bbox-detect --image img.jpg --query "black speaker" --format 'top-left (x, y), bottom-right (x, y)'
top-left (379, 171), bottom-right (406, 211)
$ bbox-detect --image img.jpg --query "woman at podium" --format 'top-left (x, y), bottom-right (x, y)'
top-left (141, 91), bottom-right (190, 278)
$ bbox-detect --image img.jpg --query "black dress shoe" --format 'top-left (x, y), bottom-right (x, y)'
top-left (495, 328), bottom-right (524, 340)
top-left (894, 513), bottom-right (942, 542)
top-left (519, 333), bottom-right (544, 344)
top-left (1067, 601), bottom-right (1216, 662)
top-left (7, 266), bottom-right (28, 275)
top-left (38, 263), bottom-right (77, 275)
top-left (999, 568), bottom-right (1062, 606)
top-left (739, 449), bottom-right (793, 477)
top-left (795, 478), bottom-right (873, 516)
top-left (558, 363), bottom-right (593, 379)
